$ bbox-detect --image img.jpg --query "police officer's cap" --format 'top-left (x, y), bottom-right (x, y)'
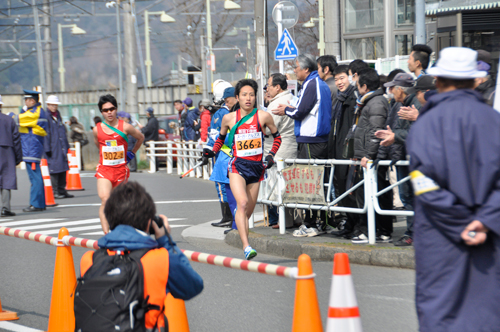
top-left (23, 89), bottom-right (41, 101)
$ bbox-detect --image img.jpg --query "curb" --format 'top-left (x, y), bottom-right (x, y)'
top-left (225, 231), bottom-right (415, 269)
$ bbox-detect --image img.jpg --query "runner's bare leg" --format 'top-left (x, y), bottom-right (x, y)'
top-left (229, 172), bottom-right (252, 249)
top-left (97, 178), bottom-right (113, 234)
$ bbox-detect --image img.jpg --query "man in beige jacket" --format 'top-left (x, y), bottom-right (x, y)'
top-left (264, 73), bottom-right (297, 228)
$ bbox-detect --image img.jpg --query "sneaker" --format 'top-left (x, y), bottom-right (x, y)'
top-left (244, 246), bottom-right (257, 260)
top-left (293, 225), bottom-right (309, 237)
top-left (351, 232), bottom-right (369, 244)
top-left (376, 234), bottom-right (393, 243)
top-left (306, 227), bottom-right (323, 237)
top-left (394, 235), bottom-right (413, 246)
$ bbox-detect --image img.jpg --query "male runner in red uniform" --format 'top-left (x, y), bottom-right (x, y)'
top-left (204, 79), bottom-right (282, 260)
top-left (93, 94), bottom-right (144, 233)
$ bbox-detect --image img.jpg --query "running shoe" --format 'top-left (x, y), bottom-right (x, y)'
top-left (244, 246), bottom-right (257, 260)
top-left (351, 232), bottom-right (369, 244)
top-left (306, 227), bottom-right (324, 237)
top-left (376, 234), bottom-right (393, 243)
top-left (292, 225), bottom-right (309, 237)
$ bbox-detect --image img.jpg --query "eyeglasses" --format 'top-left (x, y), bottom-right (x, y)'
top-left (101, 106), bottom-right (116, 113)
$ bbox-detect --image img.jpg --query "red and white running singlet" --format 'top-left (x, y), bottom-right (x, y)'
top-left (231, 109), bottom-right (264, 162)
top-left (97, 120), bottom-right (128, 167)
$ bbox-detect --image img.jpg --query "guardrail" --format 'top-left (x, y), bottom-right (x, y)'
top-left (258, 159), bottom-right (413, 244)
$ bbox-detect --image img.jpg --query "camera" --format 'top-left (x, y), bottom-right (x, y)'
top-left (149, 216), bottom-right (165, 235)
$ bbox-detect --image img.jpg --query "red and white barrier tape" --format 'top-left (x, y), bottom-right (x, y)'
top-left (0, 227), bottom-right (298, 279)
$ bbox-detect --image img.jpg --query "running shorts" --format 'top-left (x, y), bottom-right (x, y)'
top-left (95, 164), bottom-right (130, 188)
top-left (228, 157), bottom-right (265, 184)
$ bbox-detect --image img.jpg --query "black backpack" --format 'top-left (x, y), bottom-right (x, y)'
top-left (74, 248), bottom-right (161, 332)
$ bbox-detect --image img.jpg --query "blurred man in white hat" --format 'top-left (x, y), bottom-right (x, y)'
top-left (0, 95), bottom-right (22, 216)
top-left (406, 47), bottom-right (500, 331)
top-left (45, 95), bottom-right (73, 199)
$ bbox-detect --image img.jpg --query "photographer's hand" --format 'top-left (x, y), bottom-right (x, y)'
top-left (152, 214), bottom-right (170, 238)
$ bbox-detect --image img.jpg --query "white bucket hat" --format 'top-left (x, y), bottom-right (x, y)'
top-left (0, 95), bottom-right (3, 105)
top-left (427, 47), bottom-right (487, 79)
top-left (46, 95), bottom-right (61, 105)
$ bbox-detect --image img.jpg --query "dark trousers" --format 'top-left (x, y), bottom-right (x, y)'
top-left (334, 165), bottom-right (360, 231)
top-left (354, 165), bottom-right (394, 236)
top-left (27, 163), bottom-right (45, 209)
top-left (50, 172), bottom-right (68, 196)
top-left (397, 166), bottom-right (414, 237)
top-left (128, 154), bottom-right (137, 172)
top-left (297, 142), bottom-right (329, 227)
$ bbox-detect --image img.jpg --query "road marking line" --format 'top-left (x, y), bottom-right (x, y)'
top-left (0, 218), bottom-right (66, 227)
top-left (0, 321), bottom-right (43, 332)
top-left (360, 294), bottom-right (414, 303)
top-left (17, 218), bottom-right (100, 231)
top-left (57, 199), bottom-right (219, 208)
top-left (37, 225), bottom-right (103, 235)
top-left (80, 224), bottom-right (189, 236)
top-left (0, 218), bottom-right (13, 221)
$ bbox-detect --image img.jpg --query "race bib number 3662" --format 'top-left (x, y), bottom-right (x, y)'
top-left (102, 145), bottom-right (125, 166)
top-left (235, 132), bottom-right (262, 157)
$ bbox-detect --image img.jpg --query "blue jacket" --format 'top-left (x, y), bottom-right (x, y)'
top-left (185, 107), bottom-right (200, 141)
top-left (98, 225), bottom-right (204, 301)
top-left (285, 71), bottom-right (331, 143)
top-left (407, 89), bottom-right (500, 332)
top-left (207, 105), bottom-right (231, 183)
top-left (16, 103), bottom-right (49, 163)
top-left (45, 110), bottom-right (70, 174)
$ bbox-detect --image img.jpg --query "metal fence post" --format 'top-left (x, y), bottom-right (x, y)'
top-left (148, 142), bottom-right (156, 174)
top-left (277, 159), bottom-right (286, 235)
top-left (166, 141), bottom-right (173, 174)
top-left (177, 142), bottom-right (183, 175)
top-left (189, 143), bottom-right (195, 178)
top-left (182, 143), bottom-right (189, 175)
top-left (249, 213), bottom-right (254, 229)
top-left (365, 162), bottom-right (376, 244)
top-left (75, 141), bottom-right (82, 171)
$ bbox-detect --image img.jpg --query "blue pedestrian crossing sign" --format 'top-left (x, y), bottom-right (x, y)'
top-left (274, 28), bottom-right (299, 61)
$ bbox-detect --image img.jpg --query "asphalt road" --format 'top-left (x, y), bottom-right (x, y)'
top-left (0, 170), bottom-right (418, 332)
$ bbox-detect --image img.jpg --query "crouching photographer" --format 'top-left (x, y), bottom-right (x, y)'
top-left (75, 181), bottom-right (203, 332)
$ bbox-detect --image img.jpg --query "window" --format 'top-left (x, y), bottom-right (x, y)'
top-left (345, 37), bottom-right (385, 59)
top-left (396, 0), bottom-right (415, 26)
top-left (395, 34), bottom-right (413, 55)
top-left (344, 0), bottom-right (384, 33)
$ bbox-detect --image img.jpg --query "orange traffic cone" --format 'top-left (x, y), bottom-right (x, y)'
top-left (325, 253), bottom-right (363, 332)
top-left (66, 149), bottom-right (84, 191)
top-left (292, 254), bottom-right (323, 332)
top-left (164, 293), bottom-right (190, 332)
top-left (41, 159), bottom-right (58, 207)
top-left (46, 227), bottom-right (76, 332)
top-left (0, 296), bottom-right (18, 321)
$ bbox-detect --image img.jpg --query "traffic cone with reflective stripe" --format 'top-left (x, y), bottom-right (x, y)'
top-left (292, 254), bottom-right (323, 332)
top-left (326, 253), bottom-right (363, 332)
top-left (47, 227), bottom-right (76, 332)
top-left (41, 159), bottom-right (57, 207)
top-left (0, 296), bottom-right (18, 321)
top-left (66, 149), bottom-right (84, 191)
top-left (165, 293), bottom-right (190, 331)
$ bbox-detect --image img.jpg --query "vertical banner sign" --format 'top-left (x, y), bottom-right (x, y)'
top-left (282, 164), bottom-right (325, 204)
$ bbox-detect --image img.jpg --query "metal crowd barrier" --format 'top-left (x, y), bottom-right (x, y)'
top-left (145, 140), bottom-right (212, 180)
top-left (258, 159), bottom-right (413, 245)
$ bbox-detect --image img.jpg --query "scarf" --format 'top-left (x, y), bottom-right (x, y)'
top-left (355, 90), bottom-right (375, 114)
top-left (332, 84), bottom-right (355, 122)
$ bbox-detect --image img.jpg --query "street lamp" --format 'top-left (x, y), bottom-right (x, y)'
top-left (58, 23), bottom-right (86, 92)
top-left (224, 0), bottom-right (241, 10)
top-left (227, 27), bottom-right (253, 74)
top-left (303, 0), bottom-right (325, 56)
top-left (144, 10), bottom-right (176, 87)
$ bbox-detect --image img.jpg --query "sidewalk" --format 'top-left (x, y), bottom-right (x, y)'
top-left (223, 212), bottom-right (415, 269)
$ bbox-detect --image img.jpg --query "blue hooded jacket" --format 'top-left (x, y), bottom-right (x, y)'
top-left (97, 225), bottom-right (204, 301)
top-left (284, 71), bottom-right (331, 143)
top-left (15, 103), bottom-right (49, 163)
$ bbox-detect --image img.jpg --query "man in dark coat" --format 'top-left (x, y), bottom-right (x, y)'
top-left (351, 68), bottom-right (393, 244)
top-left (327, 65), bottom-right (359, 238)
top-left (407, 47), bottom-right (500, 332)
top-left (45, 95), bottom-right (73, 199)
top-left (474, 49), bottom-right (495, 106)
top-left (0, 96), bottom-right (23, 216)
top-left (141, 107), bottom-right (159, 171)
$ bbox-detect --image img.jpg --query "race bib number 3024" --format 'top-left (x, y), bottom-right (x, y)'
top-left (102, 145), bottom-right (125, 166)
top-left (235, 132), bottom-right (262, 157)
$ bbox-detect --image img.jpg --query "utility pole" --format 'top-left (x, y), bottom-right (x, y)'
top-left (254, 0), bottom-right (268, 105)
top-left (123, 2), bottom-right (138, 115)
top-left (318, 0), bottom-right (325, 56)
top-left (206, 0), bottom-right (214, 86)
top-left (201, 34), bottom-right (208, 102)
top-left (415, 0), bottom-right (426, 44)
top-left (42, 0), bottom-right (53, 92)
top-left (116, 1), bottom-right (124, 110)
top-left (324, 0), bottom-right (340, 58)
top-left (32, 0), bottom-right (46, 103)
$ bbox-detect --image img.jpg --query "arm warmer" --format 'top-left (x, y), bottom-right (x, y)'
top-left (212, 133), bottom-right (226, 154)
top-left (269, 131), bottom-right (282, 156)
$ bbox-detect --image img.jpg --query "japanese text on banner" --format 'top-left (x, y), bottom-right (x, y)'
top-left (281, 164), bottom-right (325, 204)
